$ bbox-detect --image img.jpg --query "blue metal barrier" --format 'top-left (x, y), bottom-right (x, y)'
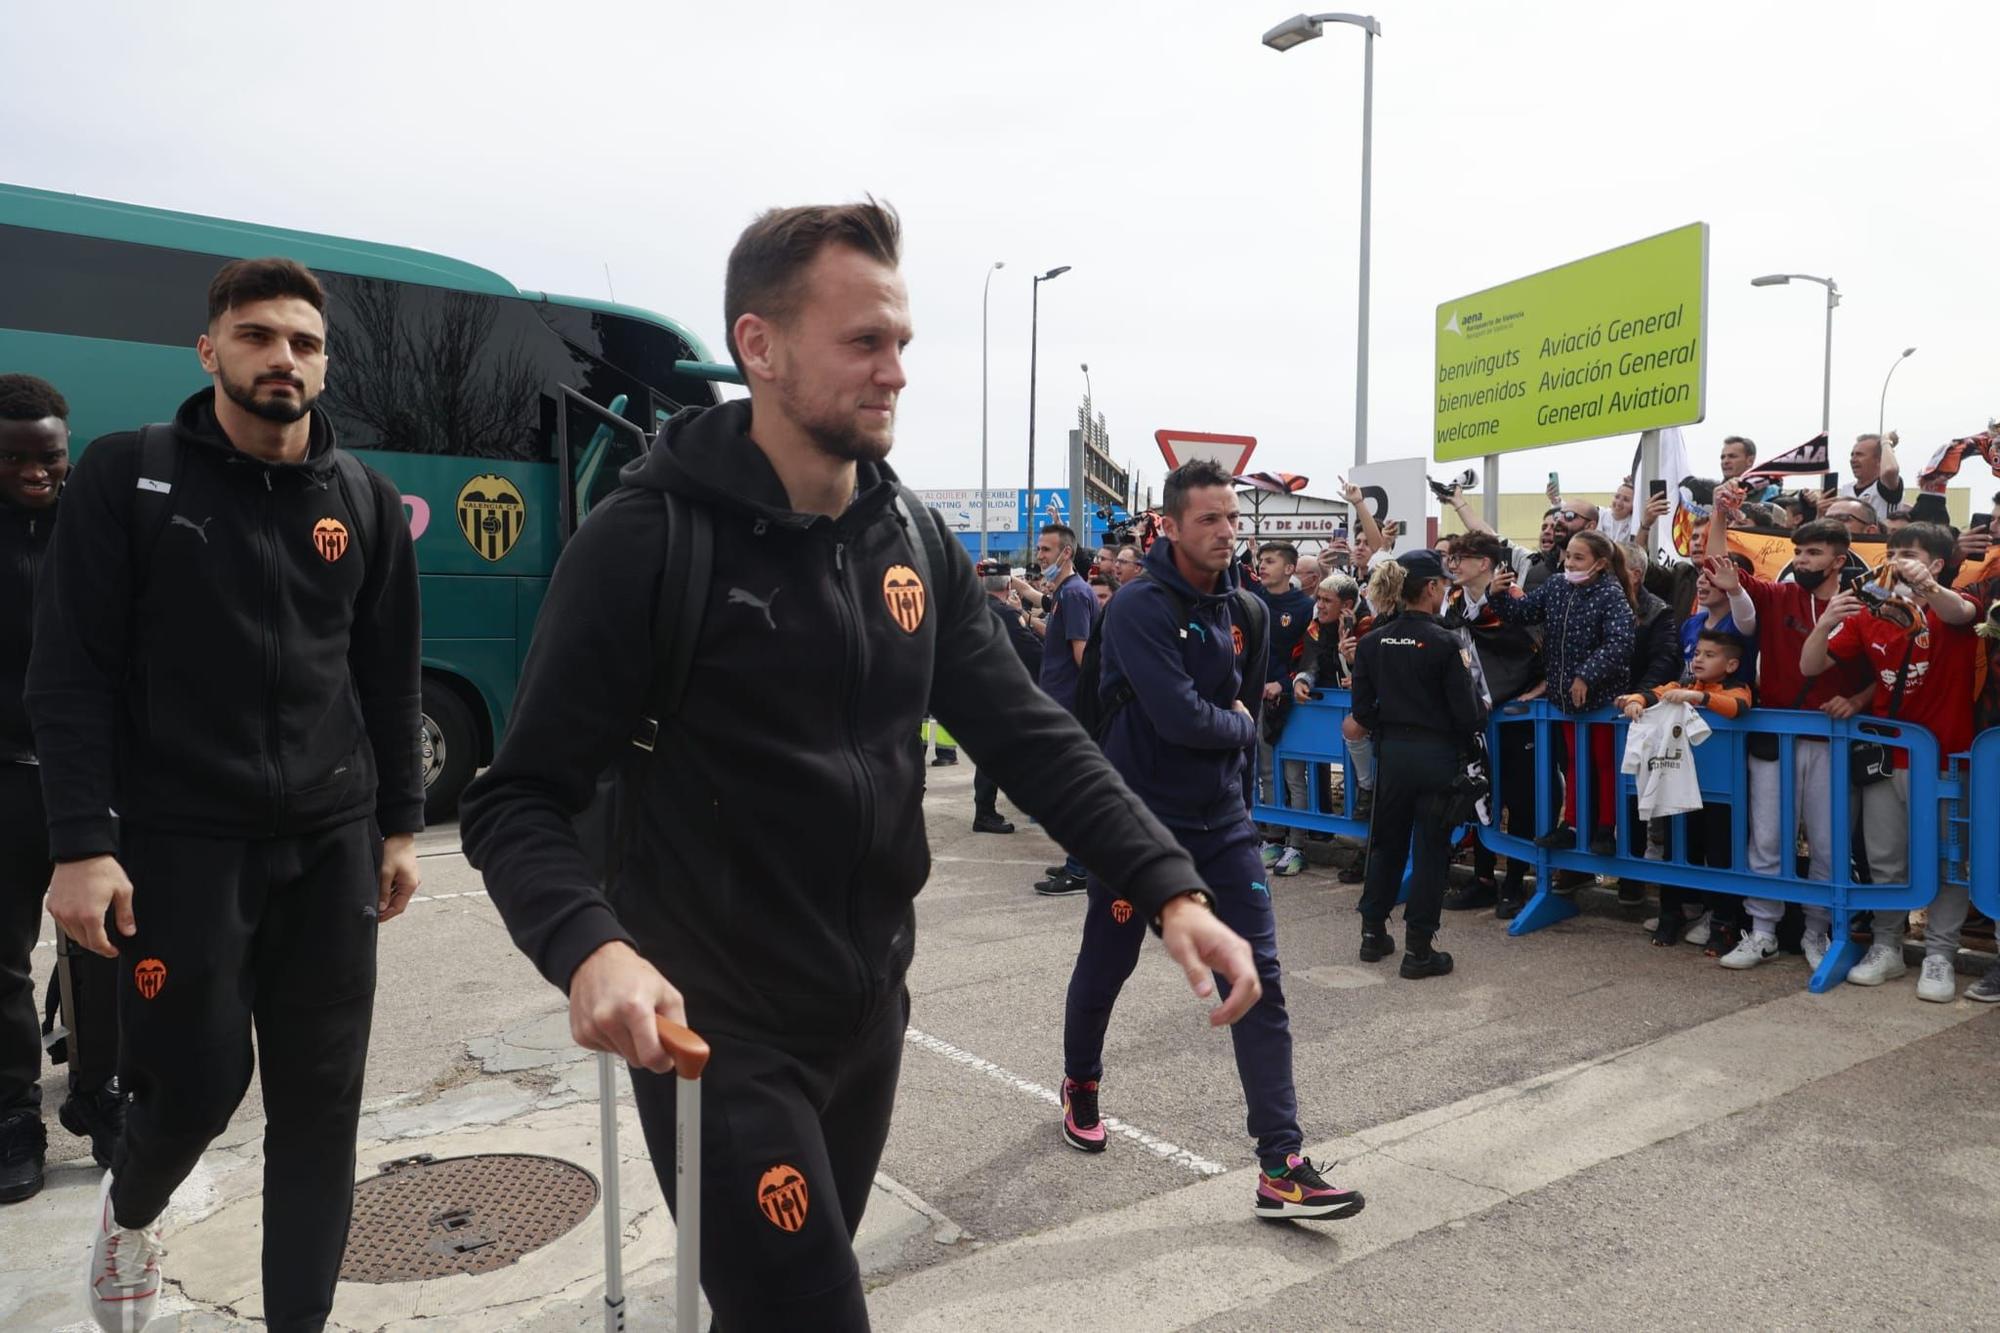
top-left (1249, 691), bottom-right (1371, 842)
top-left (1970, 729), bottom-right (2000, 921)
top-left (1257, 692), bottom-right (1959, 994)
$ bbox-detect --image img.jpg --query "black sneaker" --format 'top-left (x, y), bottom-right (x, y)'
top-left (1400, 948), bottom-right (1455, 980)
top-left (1616, 879), bottom-right (1649, 905)
top-left (1967, 960), bottom-right (2000, 1003)
top-left (1353, 790), bottom-right (1374, 822)
top-left (972, 810), bottom-right (1016, 834)
top-left (1043, 865), bottom-right (1066, 880)
top-left (930, 748), bottom-right (959, 767)
top-left (58, 1080), bottom-right (125, 1169)
top-left (1534, 824), bottom-right (1579, 850)
top-left (1358, 929), bottom-right (1397, 963)
top-left (1444, 878), bottom-right (1497, 912)
top-left (1495, 892), bottom-right (1526, 921)
top-left (1034, 872), bottom-right (1087, 897)
top-left (0, 1110), bottom-right (46, 1205)
top-left (1589, 830), bottom-right (1617, 857)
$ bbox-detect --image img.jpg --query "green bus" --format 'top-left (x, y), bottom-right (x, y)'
top-left (0, 182), bottom-right (742, 822)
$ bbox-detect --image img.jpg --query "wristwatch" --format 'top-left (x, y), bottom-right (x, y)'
top-left (1150, 888), bottom-right (1215, 935)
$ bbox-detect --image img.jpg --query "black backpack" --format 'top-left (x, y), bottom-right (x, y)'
top-left (574, 483), bottom-right (946, 883)
top-left (1075, 571), bottom-right (1269, 740)
top-left (130, 423), bottom-right (381, 578)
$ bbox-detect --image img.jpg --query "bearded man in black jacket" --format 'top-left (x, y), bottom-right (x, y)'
top-left (460, 201), bottom-right (1258, 1332)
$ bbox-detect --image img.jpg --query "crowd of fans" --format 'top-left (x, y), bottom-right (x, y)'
top-left (987, 432), bottom-right (2000, 1006)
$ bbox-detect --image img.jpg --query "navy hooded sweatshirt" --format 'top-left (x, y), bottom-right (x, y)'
top-left (1096, 540), bottom-right (1267, 831)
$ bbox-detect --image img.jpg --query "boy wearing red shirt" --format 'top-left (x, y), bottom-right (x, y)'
top-left (1802, 523), bottom-right (1983, 1001)
top-left (1711, 501), bottom-right (1875, 967)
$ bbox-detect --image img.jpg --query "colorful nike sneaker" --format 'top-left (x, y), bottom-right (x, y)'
top-left (1061, 1077), bottom-right (1107, 1153)
top-left (1255, 1153), bottom-right (1365, 1220)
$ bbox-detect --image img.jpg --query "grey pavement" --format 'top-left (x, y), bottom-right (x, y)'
top-left (2, 762), bottom-right (1996, 1329)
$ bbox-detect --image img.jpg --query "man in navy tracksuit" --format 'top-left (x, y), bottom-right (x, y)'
top-left (1058, 459), bottom-right (1364, 1221)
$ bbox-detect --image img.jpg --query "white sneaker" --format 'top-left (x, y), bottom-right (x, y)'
top-left (1682, 911), bottom-right (1713, 948)
top-left (1259, 842), bottom-right (1284, 869)
top-left (88, 1172), bottom-right (164, 1332)
top-left (1846, 941), bottom-right (1908, 987)
top-left (1273, 847), bottom-right (1305, 877)
top-left (1801, 931), bottom-right (1830, 971)
top-left (1719, 932), bottom-right (1779, 970)
top-left (1917, 955), bottom-right (1958, 1003)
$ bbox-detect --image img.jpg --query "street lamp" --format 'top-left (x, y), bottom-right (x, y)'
top-left (1263, 12), bottom-right (1381, 466)
top-left (1027, 265), bottom-right (1071, 530)
top-left (979, 260), bottom-right (1005, 559)
top-left (1751, 271), bottom-right (1840, 489)
top-left (1878, 346), bottom-right (1916, 441)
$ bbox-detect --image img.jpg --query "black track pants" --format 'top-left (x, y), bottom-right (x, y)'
top-left (0, 763), bottom-right (118, 1111)
top-left (110, 820), bottom-right (380, 1333)
top-left (631, 991), bottom-right (906, 1333)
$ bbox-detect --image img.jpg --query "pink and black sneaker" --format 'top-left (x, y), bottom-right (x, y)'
top-left (1254, 1153), bottom-right (1365, 1220)
top-left (1060, 1077), bottom-right (1107, 1153)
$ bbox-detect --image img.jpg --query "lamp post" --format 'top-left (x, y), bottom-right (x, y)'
top-left (1751, 272), bottom-right (1839, 489)
top-left (979, 260), bottom-right (1004, 559)
top-left (1877, 346), bottom-right (1916, 441)
top-left (1027, 265), bottom-right (1071, 531)
top-left (1263, 11), bottom-right (1380, 466)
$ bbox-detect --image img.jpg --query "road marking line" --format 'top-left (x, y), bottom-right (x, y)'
top-left (903, 1026), bottom-right (1225, 1177)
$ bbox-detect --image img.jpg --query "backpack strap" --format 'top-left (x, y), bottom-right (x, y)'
top-left (631, 488), bottom-right (713, 752)
top-left (327, 450), bottom-right (381, 578)
top-left (892, 485), bottom-right (946, 604)
top-left (131, 424), bottom-right (184, 584)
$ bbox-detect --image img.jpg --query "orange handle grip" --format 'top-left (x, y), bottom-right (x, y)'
top-left (656, 1016), bottom-right (710, 1080)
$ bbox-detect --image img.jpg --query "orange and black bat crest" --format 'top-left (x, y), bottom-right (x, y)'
top-left (313, 517), bottom-right (350, 562)
top-left (456, 474), bottom-right (526, 562)
top-left (134, 958), bottom-right (167, 1000)
top-left (882, 564), bottom-right (927, 634)
top-left (757, 1163), bottom-right (810, 1232)
top-left (1110, 899), bottom-right (1134, 925)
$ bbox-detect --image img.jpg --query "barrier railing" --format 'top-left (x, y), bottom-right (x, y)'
top-left (1256, 694), bottom-right (1962, 994)
top-left (1970, 729), bottom-right (2000, 921)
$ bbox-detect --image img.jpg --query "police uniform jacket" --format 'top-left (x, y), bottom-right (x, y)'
top-left (1349, 609), bottom-right (1484, 748)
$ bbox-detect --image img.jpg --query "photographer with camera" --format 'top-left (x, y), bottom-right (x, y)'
top-left (1802, 523), bottom-right (1983, 1001)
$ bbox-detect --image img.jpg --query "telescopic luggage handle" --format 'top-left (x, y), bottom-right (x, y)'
top-left (601, 1016), bottom-right (711, 1332)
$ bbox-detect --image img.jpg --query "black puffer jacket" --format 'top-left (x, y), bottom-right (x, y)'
top-left (1629, 588), bottom-right (1681, 692)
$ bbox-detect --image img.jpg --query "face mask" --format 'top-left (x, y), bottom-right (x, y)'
top-left (1563, 569), bottom-right (1595, 584)
top-left (1791, 565), bottom-right (1831, 593)
top-left (1042, 561), bottom-right (1064, 582)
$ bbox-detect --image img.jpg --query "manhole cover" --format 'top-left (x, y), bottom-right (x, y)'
top-left (341, 1153), bottom-right (599, 1283)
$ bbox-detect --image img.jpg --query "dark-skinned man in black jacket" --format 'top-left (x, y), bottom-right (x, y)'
top-left (459, 202), bottom-right (1258, 1333)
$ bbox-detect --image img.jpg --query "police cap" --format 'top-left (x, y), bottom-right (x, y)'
top-left (1395, 549), bottom-right (1447, 584)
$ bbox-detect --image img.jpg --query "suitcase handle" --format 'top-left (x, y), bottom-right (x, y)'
top-left (656, 1016), bottom-right (710, 1080)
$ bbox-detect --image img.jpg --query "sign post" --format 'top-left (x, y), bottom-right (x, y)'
top-left (1433, 222), bottom-right (1708, 538)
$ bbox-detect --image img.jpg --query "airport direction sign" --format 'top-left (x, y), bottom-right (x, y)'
top-left (1433, 222), bottom-right (1709, 462)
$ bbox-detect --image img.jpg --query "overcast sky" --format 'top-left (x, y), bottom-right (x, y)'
top-left (8, 0), bottom-right (1997, 505)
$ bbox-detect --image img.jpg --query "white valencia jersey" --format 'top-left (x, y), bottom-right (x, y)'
top-left (1619, 701), bottom-right (1711, 819)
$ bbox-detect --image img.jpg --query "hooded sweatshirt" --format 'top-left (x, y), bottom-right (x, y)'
top-left (1095, 540), bottom-right (1265, 831)
top-left (458, 400), bottom-right (1205, 1044)
top-left (26, 389), bottom-right (423, 857)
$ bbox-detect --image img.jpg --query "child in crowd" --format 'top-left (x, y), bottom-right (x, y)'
top-left (1618, 630), bottom-right (1754, 951)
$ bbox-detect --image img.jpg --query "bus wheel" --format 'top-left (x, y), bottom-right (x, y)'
top-left (421, 679), bottom-right (478, 825)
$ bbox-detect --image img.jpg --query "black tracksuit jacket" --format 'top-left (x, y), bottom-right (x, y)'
top-left (459, 399), bottom-right (1205, 1044)
top-left (25, 390), bottom-right (424, 859)
top-left (0, 499), bottom-right (53, 764)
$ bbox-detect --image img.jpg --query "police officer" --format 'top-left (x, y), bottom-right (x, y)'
top-left (972, 559), bottom-right (1042, 832)
top-left (1349, 550), bottom-right (1484, 979)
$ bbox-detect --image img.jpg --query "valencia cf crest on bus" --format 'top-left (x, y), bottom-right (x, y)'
top-left (882, 564), bottom-right (927, 634)
top-left (457, 474), bottom-right (526, 562)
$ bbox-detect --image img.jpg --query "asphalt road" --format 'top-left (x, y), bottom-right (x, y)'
top-left (20, 762), bottom-right (2000, 1328)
